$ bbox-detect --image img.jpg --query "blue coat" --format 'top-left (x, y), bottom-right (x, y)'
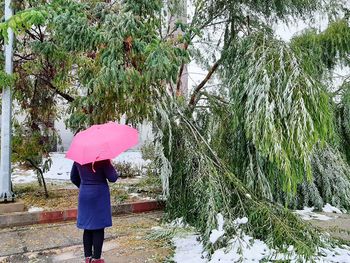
top-left (70, 160), bottom-right (119, 230)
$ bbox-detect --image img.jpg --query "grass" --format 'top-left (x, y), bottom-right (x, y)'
top-left (13, 172), bottom-right (160, 211)
top-left (13, 182), bottom-right (78, 210)
top-left (12, 156), bottom-right (162, 211)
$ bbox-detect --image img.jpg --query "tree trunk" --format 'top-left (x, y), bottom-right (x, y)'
top-left (168, 0), bottom-right (188, 97)
top-left (26, 158), bottom-right (49, 198)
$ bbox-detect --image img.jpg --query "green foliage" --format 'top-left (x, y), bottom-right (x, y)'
top-left (112, 162), bottom-right (143, 178)
top-left (190, 0), bottom-right (321, 32)
top-left (343, 87), bottom-right (350, 138)
top-left (3, 0), bottom-right (350, 259)
top-left (286, 18), bottom-right (350, 208)
top-left (0, 9), bottom-right (47, 40)
top-left (113, 191), bottom-right (129, 204)
top-left (1, 0), bottom-right (74, 183)
top-left (12, 123), bottom-right (48, 165)
top-left (12, 120), bottom-right (55, 197)
top-left (338, 85), bottom-right (350, 162)
top-left (159, 109), bottom-right (324, 259)
top-left (223, 33), bottom-right (333, 196)
top-left (49, 0), bottom-right (104, 52)
top-left (155, 9), bottom-right (350, 259)
top-left (124, 0), bottom-right (162, 15)
top-left (51, 0), bottom-right (188, 131)
top-left (0, 71), bottom-right (16, 88)
top-left (141, 141), bottom-right (156, 161)
top-left (291, 19), bottom-right (350, 74)
top-left (136, 171), bottom-right (162, 196)
top-left (297, 146), bottom-right (350, 210)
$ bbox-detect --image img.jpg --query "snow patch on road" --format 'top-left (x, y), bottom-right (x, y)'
top-left (322, 203), bottom-right (342, 214)
top-left (28, 206), bottom-right (44, 213)
top-left (173, 235), bottom-right (205, 263)
top-left (294, 207), bottom-right (334, 221)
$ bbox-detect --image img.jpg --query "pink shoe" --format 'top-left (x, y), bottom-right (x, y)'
top-left (91, 259), bottom-right (105, 263)
top-left (85, 257), bottom-right (92, 263)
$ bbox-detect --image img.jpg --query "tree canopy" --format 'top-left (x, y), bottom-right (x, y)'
top-left (1, 0), bottom-right (350, 259)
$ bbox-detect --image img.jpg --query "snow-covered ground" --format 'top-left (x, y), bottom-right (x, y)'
top-left (294, 204), bottom-right (344, 221)
top-left (11, 151), bottom-right (150, 184)
top-left (28, 206), bottom-right (44, 213)
top-left (295, 207), bottom-right (336, 221)
top-left (171, 212), bottom-right (350, 263)
top-left (173, 232), bottom-right (350, 262)
top-left (323, 203), bottom-right (343, 214)
top-left (112, 151), bottom-right (151, 169)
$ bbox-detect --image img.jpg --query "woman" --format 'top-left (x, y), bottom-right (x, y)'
top-left (71, 159), bottom-right (119, 263)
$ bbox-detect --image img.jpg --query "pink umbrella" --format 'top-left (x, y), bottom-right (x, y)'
top-left (65, 122), bottom-right (139, 165)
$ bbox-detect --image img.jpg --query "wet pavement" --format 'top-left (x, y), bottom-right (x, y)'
top-left (0, 212), bottom-right (172, 263)
top-left (310, 212), bottom-right (350, 242)
top-left (1, 210), bottom-right (349, 263)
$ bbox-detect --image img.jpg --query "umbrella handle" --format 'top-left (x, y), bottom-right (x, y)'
top-left (92, 154), bottom-right (101, 173)
top-left (92, 161), bottom-right (96, 173)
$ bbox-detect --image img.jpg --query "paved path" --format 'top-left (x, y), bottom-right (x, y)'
top-left (2, 210), bottom-right (349, 263)
top-left (310, 212), bottom-right (350, 241)
top-left (0, 212), bottom-right (171, 263)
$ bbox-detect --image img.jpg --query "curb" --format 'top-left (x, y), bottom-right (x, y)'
top-left (0, 200), bottom-right (165, 229)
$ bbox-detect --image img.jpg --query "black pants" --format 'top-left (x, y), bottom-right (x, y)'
top-left (83, 228), bottom-right (105, 259)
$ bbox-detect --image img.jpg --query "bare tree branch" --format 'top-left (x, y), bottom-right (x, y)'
top-left (176, 63), bottom-right (186, 95)
top-left (14, 53), bottom-right (34, 62)
top-left (25, 29), bottom-right (41, 41)
top-left (36, 76), bottom-right (75, 102)
top-left (189, 59), bottom-right (221, 107)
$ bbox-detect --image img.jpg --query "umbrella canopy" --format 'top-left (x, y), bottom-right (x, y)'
top-left (66, 122), bottom-right (139, 165)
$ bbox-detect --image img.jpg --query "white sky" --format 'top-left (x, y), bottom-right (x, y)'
top-left (188, 8), bottom-right (350, 93)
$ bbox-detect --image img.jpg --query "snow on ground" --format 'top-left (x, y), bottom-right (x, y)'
top-left (128, 192), bottom-right (153, 200)
top-left (294, 207), bottom-right (336, 221)
top-left (170, 217), bottom-right (189, 228)
top-left (113, 151), bottom-right (151, 169)
top-left (319, 246), bottom-right (350, 262)
top-left (322, 203), bottom-right (343, 214)
top-left (45, 152), bottom-right (73, 180)
top-left (12, 151), bottom-right (150, 184)
top-left (11, 165), bottom-right (37, 184)
top-left (173, 235), bottom-right (206, 263)
top-left (172, 214), bottom-right (350, 263)
top-left (173, 232), bottom-right (350, 263)
top-left (209, 213), bottom-right (225, 244)
top-left (28, 206), bottom-right (44, 213)
top-left (211, 234), bottom-right (274, 262)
